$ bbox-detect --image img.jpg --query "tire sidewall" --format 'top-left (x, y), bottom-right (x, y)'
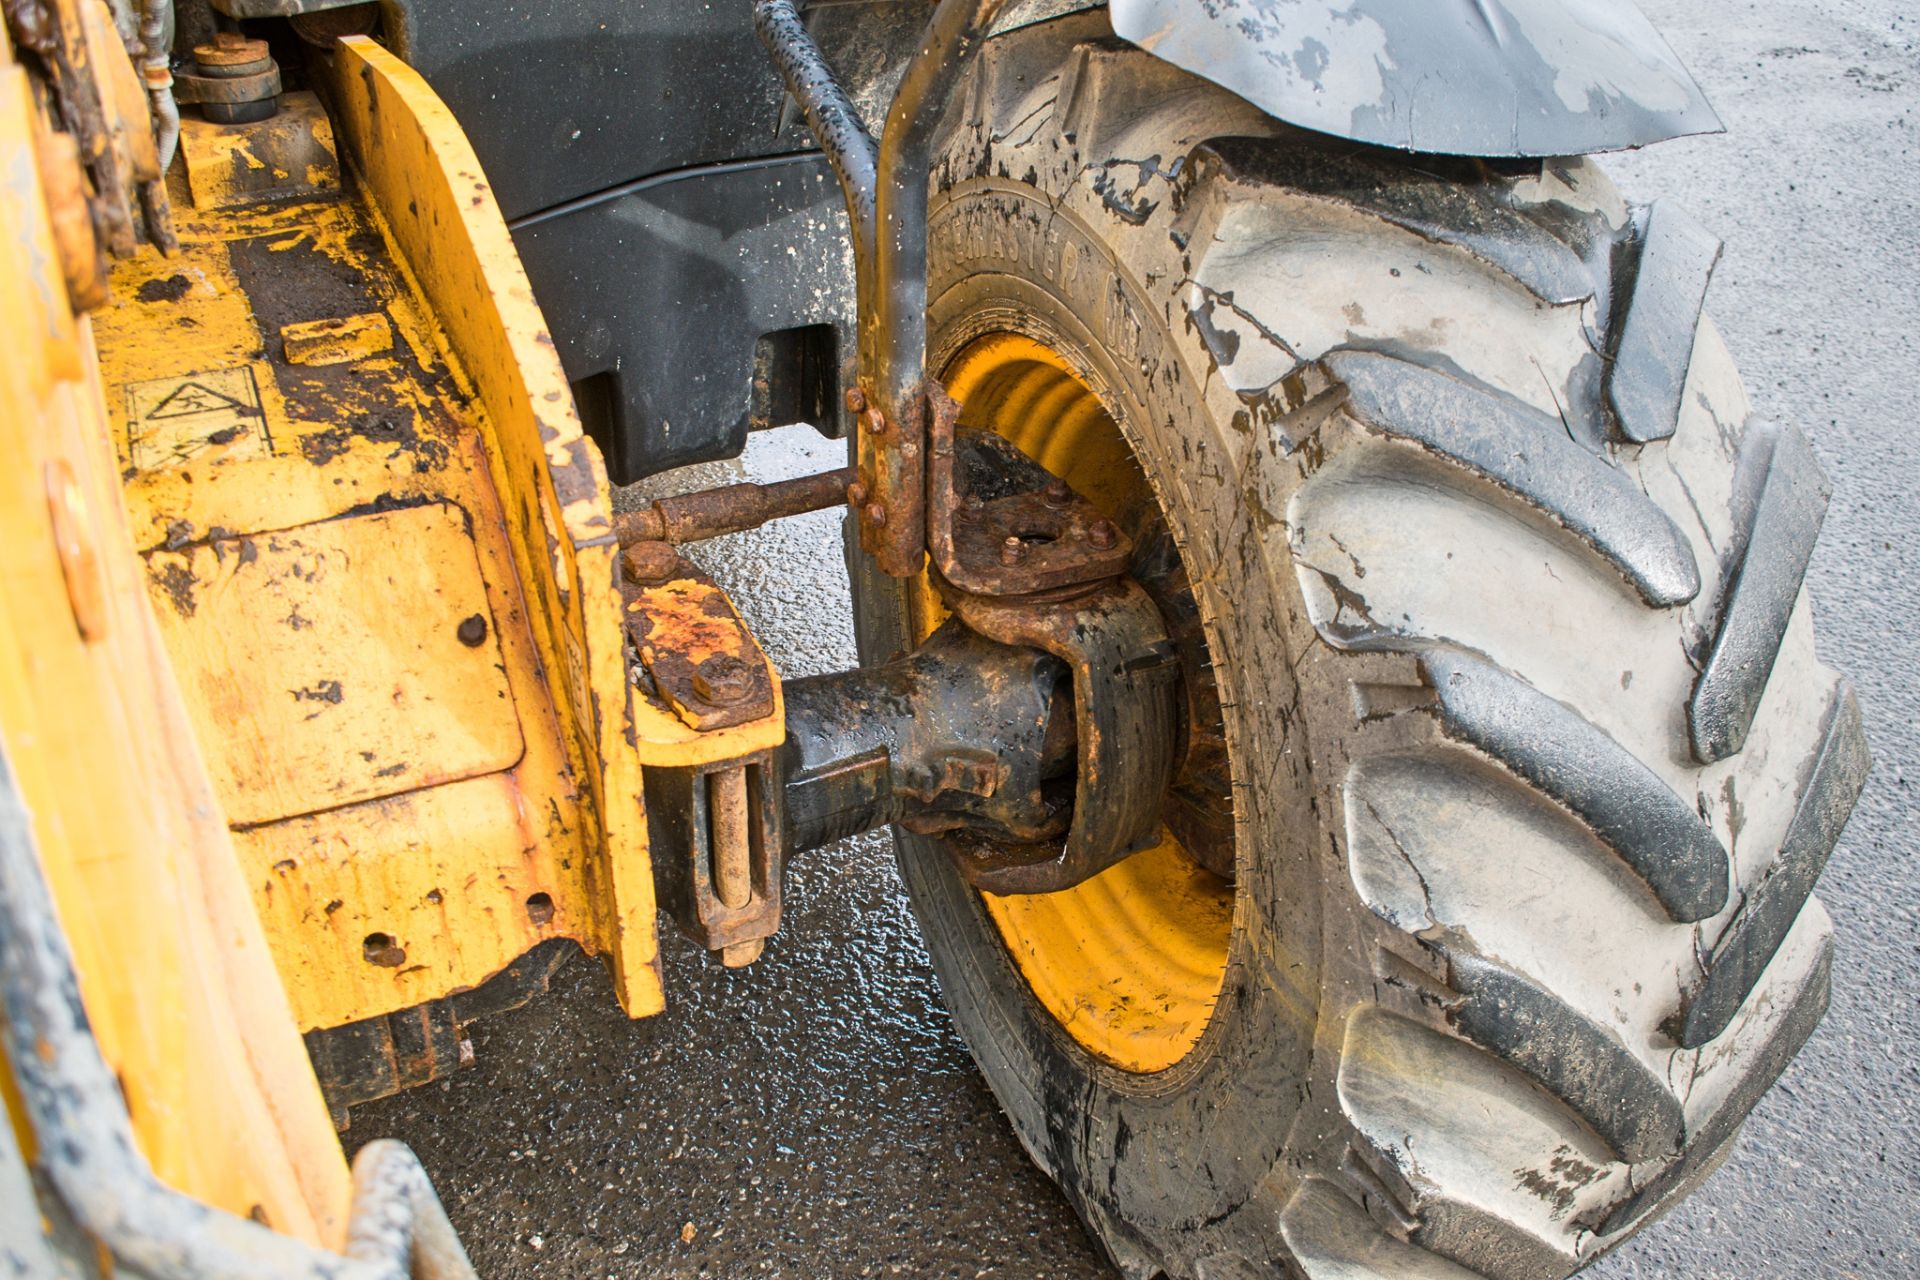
top-left (884, 176), bottom-right (1327, 1243)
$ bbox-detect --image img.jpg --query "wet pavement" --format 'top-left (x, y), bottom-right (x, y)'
top-left (353, 1), bottom-right (1919, 1275)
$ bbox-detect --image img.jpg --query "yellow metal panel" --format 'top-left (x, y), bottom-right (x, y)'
top-left (0, 29), bottom-right (350, 1241)
top-left (179, 90), bottom-right (340, 210)
top-left (92, 185), bottom-right (600, 1030)
top-left (143, 503), bottom-right (525, 826)
top-left (85, 36), bottom-right (681, 1029)
top-left (242, 773), bottom-right (580, 1016)
top-left (325, 37), bottom-right (665, 1014)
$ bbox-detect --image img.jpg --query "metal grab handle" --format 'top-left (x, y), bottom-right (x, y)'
top-left (346, 1141), bottom-right (480, 1279)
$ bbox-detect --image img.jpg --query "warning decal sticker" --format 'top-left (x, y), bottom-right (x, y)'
top-left (123, 366), bottom-right (273, 471)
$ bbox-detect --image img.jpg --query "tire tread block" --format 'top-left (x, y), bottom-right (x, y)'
top-left (1606, 200), bottom-right (1722, 445)
top-left (1689, 421), bottom-right (1834, 762)
top-left (1604, 927), bottom-right (1833, 1234)
top-left (1282, 1179), bottom-right (1489, 1280)
top-left (1670, 684), bottom-right (1866, 1047)
top-left (1444, 948), bottom-right (1684, 1165)
top-left (1419, 649), bottom-right (1730, 923)
top-left (1323, 351), bottom-right (1701, 607)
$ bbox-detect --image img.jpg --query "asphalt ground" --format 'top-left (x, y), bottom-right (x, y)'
top-left (355, 1), bottom-right (1920, 1274)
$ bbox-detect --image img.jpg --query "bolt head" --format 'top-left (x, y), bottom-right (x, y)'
top-left (1000, 535), bottom-right (1028, 565)
top-left (865, 502), bottom-right (888, 528)
top-left (863, 408), bottom-right (888, 436)
top-left (692, 654), bottom-right (755, 706)
top-left (1043, 478), bottom-right (1072, 506)
top-left (1088, 519), bottom-right (1118, 549)
top-left (846, 480), bottom-right (868, 506)
top-left (622, 540), bottom-right (681, 586)
top-left (845, 387), bottom-right (867, 414)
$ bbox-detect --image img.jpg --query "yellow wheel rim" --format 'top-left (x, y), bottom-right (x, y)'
top-left (935, 333), bottom-right (1234, 1075)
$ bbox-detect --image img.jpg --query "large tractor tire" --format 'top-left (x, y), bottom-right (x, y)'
top-left (848, 15), bottom-right (1869, 1280)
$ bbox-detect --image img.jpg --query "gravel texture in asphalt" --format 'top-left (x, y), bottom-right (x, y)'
top-left (353, 1), bottom-right (1919, 1274)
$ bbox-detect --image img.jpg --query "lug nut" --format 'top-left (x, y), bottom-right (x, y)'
top-left (865, 502), bottom-right (888, 528)
top-left (623, 540), bottom-right (681, 586)
top-left (1043, 478), bottom-right (1072, 506)
top-left (692, 654), bottom-right (755, 706)
top-left (1088, 519), bottom-right (1118, 549)
top-left (846, 480), bottom-right (868, 506)
top-left (1000, 536), bottom-right (1027, 566)
top-left (845, 387), bottom-right (867, 414)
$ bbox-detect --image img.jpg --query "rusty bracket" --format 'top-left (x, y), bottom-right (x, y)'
top-left (620, 542), bottom-right (777, 732)
top-left (941, 579), bottom-right (1181, 894)
top-left (758, 0), bottom-right (1013, 580)
top-left (643, 752), bottom-right (784, 967)
top-left (620, 543), bottom-right (785, 966)
top-left (926, 385), bottom-right (1134, 595)
top-left (846, 381), bottom-right (929, 577)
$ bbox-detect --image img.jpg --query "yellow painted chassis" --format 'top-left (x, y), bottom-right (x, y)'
top-left (2, 24), bottom-right (766, 1260)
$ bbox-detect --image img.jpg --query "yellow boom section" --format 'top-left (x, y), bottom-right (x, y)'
top-left (0, 21), bottom-right (351, 1242)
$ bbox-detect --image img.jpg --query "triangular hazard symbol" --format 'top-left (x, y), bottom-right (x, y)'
top-left (146, 380), bottom-right (247, 419)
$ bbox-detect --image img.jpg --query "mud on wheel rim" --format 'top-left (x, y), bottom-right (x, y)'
top-left (935, 332), bottom-right (1237, 1077)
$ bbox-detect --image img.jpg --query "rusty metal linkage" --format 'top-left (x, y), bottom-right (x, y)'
top-left (941, 580), bottom-right (1181, 893)
top-left (620, 543), bottom-right (778, 731)
top-left (613, 465), bottom-right (857, 547)
top-left (782, 621), bottom-right (1078, 857)
top-left (666, 0), bottom-right (1187, 922)
top-left (756, 0), bottom-right (1012, 578)
top-left (781, 579), bottom-right (1181, 896)
top-left (644, 753), bottom-right (784, 966)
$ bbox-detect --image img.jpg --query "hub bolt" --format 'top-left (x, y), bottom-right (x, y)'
top-left (1088, 519), bottom-right (1118, 549)
top-left (1000, 536), bottom-right (1028, 565)
top-left (1043, 478), bottom-right (1072, 506)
